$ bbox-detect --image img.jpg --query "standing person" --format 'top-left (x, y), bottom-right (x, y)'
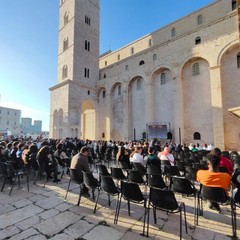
top-left (197, 154), bottom-right (231, 213)
top-left (70, 146), bottom-right (98, 197)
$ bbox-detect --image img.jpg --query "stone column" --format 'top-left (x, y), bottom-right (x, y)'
top-left (123, 86), bottom-right (129, 141)
top-left (209, 65), bottom-right (225, 149)
top-left (105, 93), bottom-right (111, 140)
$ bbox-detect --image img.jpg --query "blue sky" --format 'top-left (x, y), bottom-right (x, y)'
top-left (0, 0), bottom-right (214, 131)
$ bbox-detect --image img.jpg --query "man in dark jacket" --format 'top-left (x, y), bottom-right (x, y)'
top-left (70, 146), bottom-right (98, 197)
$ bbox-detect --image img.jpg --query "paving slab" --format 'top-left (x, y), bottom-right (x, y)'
top-left (34, 211), bottom-right (81, 236)
top-left (0, 205), bottom-right (43, 229)
top-left (0, 225), bottom-right (20, 239)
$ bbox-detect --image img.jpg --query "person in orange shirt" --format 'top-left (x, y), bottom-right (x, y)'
top-left (197, 154), bottom-right (231, 213)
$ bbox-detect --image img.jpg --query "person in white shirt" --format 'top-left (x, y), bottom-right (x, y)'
top-left (130, 146), bottom-right (145, 167)
top-left (157, 147), bottom-right (175, 166)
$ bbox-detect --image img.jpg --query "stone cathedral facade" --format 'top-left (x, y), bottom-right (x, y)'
top-left (50, 0), bottom-right (240, 150)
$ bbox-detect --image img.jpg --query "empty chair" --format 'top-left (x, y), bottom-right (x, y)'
top-left (111, 167), bottom-right (127, 181)
top-left (146, 187), bottom-right (188, 239)
top-left (2, 162), bottom-right (29, 195)
top-left (147, 174), bottom-right (167, 189)
top-left (170, 176), bottom-right (198, 224)
top-left (97, 164), bottom-right (110, 176)
top-left (128, 170), bottom-right (145, 185)
top-left (83, 171), bottom-right (99, 200)
top-left (65, 168), bottom-right (84, 206)
top-left (94, 175), bottom-right (120, 213)
top-left (115, 181), bottom-right (148, 236)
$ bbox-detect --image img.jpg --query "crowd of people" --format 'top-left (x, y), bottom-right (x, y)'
top-left (0, 137), bottom-right (240, 213)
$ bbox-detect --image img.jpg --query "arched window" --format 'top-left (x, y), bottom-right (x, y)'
top-left (232, 0), bottom-right (237, 10)
top-left (153, 54), bottom-right (157, 61)
top-left (237, 52), bottom-right (240, 68)
top-left (197, 15), bottom-right (203, 25)
top-left (131, 47), bottom-right (134, 54)
top-left (195, 36), bottom-right (201, 45)
top-left (160, 73), bottom-right (166, 85)
top-left (171, 27), bottom-right (176, 37)
top-left (102, 90), bottom-right (105, 98)
top-left (62, 65), bottom-right (68, 79)
top-left (85, 40), bottom-right (90, 51)
top-left (125, 65), bottom-right (129, 71)
top-left (149, 39), bottom-right (153, 47)
top-left (193, 132), bottom-right (201, 140)
top-left (139, 60), bottom-right (145, 65)
top-left (88, 90), bottom-right (90, 95)
top-left (192, 63), bottom-right (200, 76)
top-left (103, 73), bottom-right (106, 78)
top-left (117, 54), bottom-right (120, 61)
top-left (105, 61), bottom-right (107, 66)
top-left (64, 12), bottom-right (68, 26)
top-left (63, 37), bottom-right (68, 51)
top-left (137, 79), bottom-right (142, 90)
top-left (117, 85), bottom-right (121, 95)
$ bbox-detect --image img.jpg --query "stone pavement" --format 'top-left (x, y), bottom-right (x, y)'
top-left (0, 173), bottom-right (239, 240)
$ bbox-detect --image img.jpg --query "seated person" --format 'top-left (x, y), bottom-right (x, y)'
top-left (144, 146), bottom-right (160, 165)
top-left (130, 146), bottom-right (145, 167)
top-left (197, 154), bottom-right (231, 213)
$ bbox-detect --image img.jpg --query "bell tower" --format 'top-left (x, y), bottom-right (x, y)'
top-left (49, 0), bottom-right (100, 139)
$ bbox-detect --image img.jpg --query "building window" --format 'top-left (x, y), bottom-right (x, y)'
top-left (125, 65), bottom-right (129, 71)
top-left (193, 132), bottom-right (201, 140)
top-left (131, 47), bottom-right (134, 54)
top-left (85, 15), bottom-right (91, 25)
top-left (160, 73), bottom-right (166, 85)
top-left (63, 38), bottom-right (68, 51)
top-left (105, 61), bottom-right (107, 66)
top-left (15, 112), bottom-right (17, 116)
top-left (102, 90), bottom-right (106, 98)
top-left (102, 132), bottom-right (105, 138)
top-left (84, 68), bottom-right (90, 78)
top-left (237, 52), bottom-right (240, 68)
top-left (117, 54), bottom-right (120, 61)
top-left (64, 12), bottom-right (68, 26)
top-left (137, 79), bottom-right (142, 90)
top-left (167, 132), bottom-right (172, 140)
top-left (14, 121), bottom-right (16, 126)
top-left (197, 15), bottom-right (203, 25)
top-left (118, 85), bottom-right (121, 95)
top-left (85, 40), bottom-right (90, 51)
top-left (62, 65), bottom-right (68, 79)
top-left (7, 111), bottom-right (9, 115)
top-left (192, 63), bottom-right (200, 76)
top-left (195, 36), bottom-right (201, 45)
top-left (232, 0), bottom-right (237, 10)
top-left (103, 73), bottom-right (106, 78)
top-left (149, 39), bottom-right (152, 47)
top-left (171, 27), bottom-right (176, 37)
top-left (88, 90), bottom-right (90, 95)
top-left (7, 120), bottom-right (9, 125)
top-left (139, 60), bottom-right (145, 65)
top-left (153, 54), bottom-right (157, 61)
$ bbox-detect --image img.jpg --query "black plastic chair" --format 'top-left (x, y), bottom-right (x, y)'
top-left (197, 185), bottom-right (237, 237)
top-left (115, 181), bottom-right (148, 236)
top-left (132, 162), bottom-right (146, 176)
top-left (111, 167), bottom-right (127, 181)
top-left (94, 175), bottom-right (120, 213)
top-left (97, 164), bottom-right (110, 176)
top-left (83, 171), bottom-right (99, 201)
top-left (147, 174), bottom-right (167, 189)
top-left (146, 164), bottom-right (161, 176)
top-left (65, 168), bottom-right (83, 206)
top-left (146, 187), bottom-right (188, 239)
top-left (1, 162), bottom-right (29, 195)
top-left (119, 161), bottom-right (132, 170)
top-left (170, 176), bottom-right (198, 225)
top-left (128, 170), bottom-right (145, 185)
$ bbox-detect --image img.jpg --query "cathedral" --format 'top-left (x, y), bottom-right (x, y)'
top-left (49, 0), bottom-right (240, 150)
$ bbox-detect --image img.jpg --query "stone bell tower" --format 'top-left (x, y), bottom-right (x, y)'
top-left (49, 0), bottom-right (100, 139)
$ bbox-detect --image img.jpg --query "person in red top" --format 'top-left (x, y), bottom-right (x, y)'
top-left (197, 154), bottom-right (231, 213)
top-left (211, 148), bottom-right (233, 175)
